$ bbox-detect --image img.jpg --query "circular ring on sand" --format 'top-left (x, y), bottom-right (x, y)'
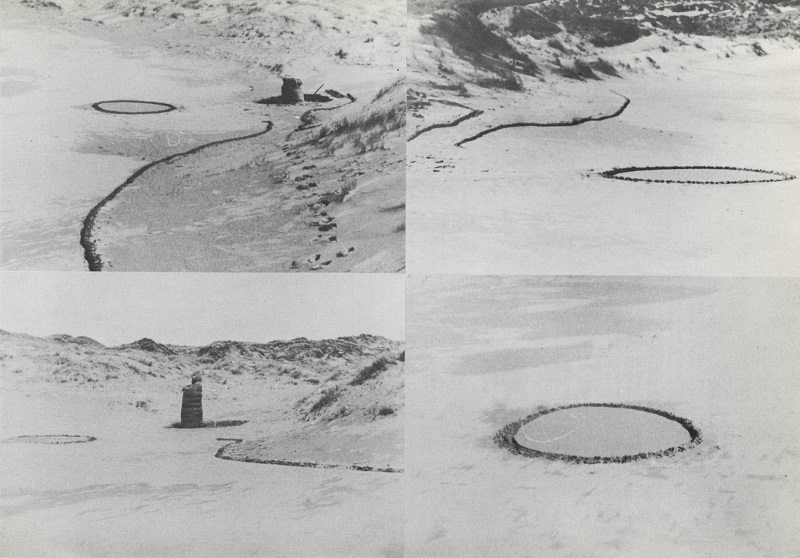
top-left (600, 165), bottom-right (795, 185)
top-left (2, 434), bottom-right (97, 444)
top-left (92, 100), bottom-right (177, 114)
top-left (495, 403), bottom-right (701, 464)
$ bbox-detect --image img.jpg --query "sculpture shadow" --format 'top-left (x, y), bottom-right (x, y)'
top-left (167, 420), bottom-right (248, 429)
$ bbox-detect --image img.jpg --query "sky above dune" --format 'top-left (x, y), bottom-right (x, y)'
top-left (0, 273), bottom-right (404, 346)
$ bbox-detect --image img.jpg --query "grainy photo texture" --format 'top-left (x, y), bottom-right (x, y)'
top-left (0, 273), bottom-right (405, 556)
top-left (407, 0), bottom-right (799, 275)
top-left (1, 0), bottom-right (405, 272)
top-left (406, 275), bottom-right (800, 557)
top-left (1, 0), bottom-right (798, 556)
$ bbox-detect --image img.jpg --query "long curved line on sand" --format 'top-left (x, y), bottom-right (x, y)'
top-left (454, 92), bottom-right (631, 147)
top-left (408, 106), bottom-right (484, 142)
top-left (294, 94), bottom-right (357, 134)
top-left (80, 122), bottom-right (274, 271)
top-left (214, 439), bottom-right (403, 473)
top-left (304, 93), bottom-right (356, 115)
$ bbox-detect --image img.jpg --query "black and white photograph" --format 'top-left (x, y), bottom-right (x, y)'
top-left (1, 0), bottom-right (405, 272)
top-left (0, 273), bottom-right (404, 556)
top-left (406, 275), bottom-right (799, 556)
top-left (407, 0), bottom-right (799, 275)
top-left (2, 0), bottom-right (799, 555)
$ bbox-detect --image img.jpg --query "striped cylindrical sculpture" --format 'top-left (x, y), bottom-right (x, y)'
top-left (180, 380), bottom-right (203, 427)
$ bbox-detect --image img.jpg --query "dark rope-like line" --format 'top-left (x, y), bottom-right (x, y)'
top-left (600, 165), bottom-right (796, 184)
top-left (495, 402), bottom-right (701, 465)
top-left (92, 100), bottom-right (177, 115)
top-left (408, 106), bottom-right (484, 142)
top-left (294, 94), bottom-right (357, 133)
top-left (80, 122), bottom-right (274, 271)
top-left (2, 434), bottom-right (97, 444)
top-left (304, 93), bottom-right (356, 115)
top-left (214, 439), bottom-right (402, 473)
top-left (455, 92), bottom-right (630, 147)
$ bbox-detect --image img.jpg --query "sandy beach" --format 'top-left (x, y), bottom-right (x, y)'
top-left (406, 276), bottom-right (800, 557)
top-left (1, 0), bottom-right (405, 271)
top-left (0, 326), bottom-right (404, 556)
top-left (407, 6), bottom-right (799, 275)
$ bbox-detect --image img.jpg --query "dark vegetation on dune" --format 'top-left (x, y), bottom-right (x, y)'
top-left (484, 6), bottom-right (642, 47)
top-left (413, 0), bottom-right (800, 42)
top-left (20, 0), bottom-right (62, 10)
top-left (314, 79), bottom-right (405, 154)
top-left (299, 352), bottom-right (403, 421)
top-left (554, 58), bottom-right (601, 79)
top-left (316, 100), bottom-right (404, 142)
top-left (420, 8), bottom-right (540, 85)
top-left (1, 330), bottom-right (402, 385)
top-left (48, 334), bottom-right (104, 347)
top-left (118, 337), bottom-right (176, 354)
top-left (413, 0), bottom-right (797, 93)
top-left (502, 6), bottom-right (562, 38)
top-left (589, 57), bottom-right (621, 77)
top-left (350, 354), bottom-right (395, 385)
top-left (309, 385), bottom-right (343, 413)
top-left (411, 0), bottom-right (542, 16)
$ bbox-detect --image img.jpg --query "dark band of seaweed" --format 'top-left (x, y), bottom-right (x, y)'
top-left (92, 100), bottom-right (177, 114)
top-left (214, 439), bottom-right (402, 473)
top-left (2, 434), bottom-right (97, 444)
top-left (167, 419), bottom-right (248, 429)
top-left (600, 165), bottom-right (795, 185)
top-left (495, 402), bottom-right (701, 464)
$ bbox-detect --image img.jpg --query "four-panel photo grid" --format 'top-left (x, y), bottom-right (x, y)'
top-left (1, 0), bottom-right (798, 556)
